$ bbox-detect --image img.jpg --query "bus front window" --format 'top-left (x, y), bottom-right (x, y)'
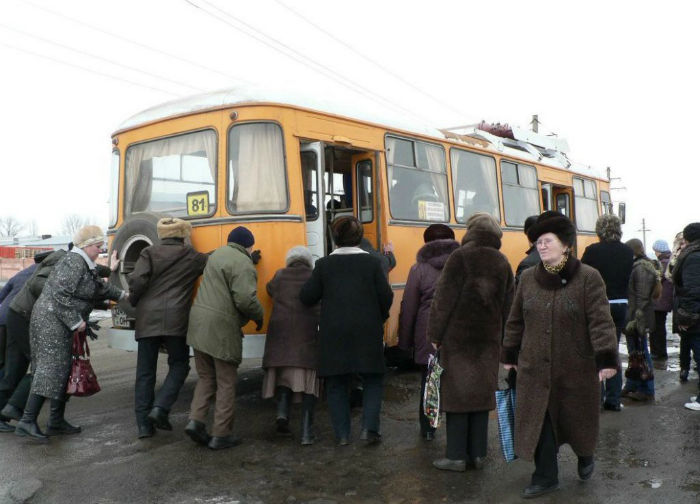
top-left (124, 130), bottom-right (217, 218)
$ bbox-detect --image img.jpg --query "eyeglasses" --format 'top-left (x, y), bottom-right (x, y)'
top-left (535, 237), bottom-right (557, 248)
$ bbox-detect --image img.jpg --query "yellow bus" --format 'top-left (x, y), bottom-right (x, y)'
top-left (106, 87), bottom-right (621, 355)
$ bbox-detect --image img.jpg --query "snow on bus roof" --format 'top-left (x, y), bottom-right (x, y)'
top-left (116, 84), bottom-right (607, 180)
top-left (116, 84), bottom-right (444, 138)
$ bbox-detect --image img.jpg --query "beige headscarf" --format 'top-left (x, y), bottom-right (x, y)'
top-left (73, 225), bottom-right (104, 249)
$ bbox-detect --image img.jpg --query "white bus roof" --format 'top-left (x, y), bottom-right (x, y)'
top-left (116, 85), bottom-right (607, 180)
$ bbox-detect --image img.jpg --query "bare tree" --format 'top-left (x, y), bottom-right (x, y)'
top-left (61, 214), bottom-right (93, 236)
top-left (27, 219), bottom-right (39, 236)
top-left (0, 216), bottom-right (24, 238)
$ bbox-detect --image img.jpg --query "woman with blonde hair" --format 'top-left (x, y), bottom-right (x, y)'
top-left (15, 226), bottom-right (126, 441)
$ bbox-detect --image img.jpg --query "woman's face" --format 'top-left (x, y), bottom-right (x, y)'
top-left (535, 233), bottom-right (567, 266)
top-left (84, 241), bottom-right (103, 262)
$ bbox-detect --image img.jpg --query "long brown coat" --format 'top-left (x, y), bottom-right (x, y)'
top-left (263, 261), bottom-right (320, 369)
top-left (429, 230), bottom-right (514, 412)
top-left (501, 258), bottom-right (618, 461)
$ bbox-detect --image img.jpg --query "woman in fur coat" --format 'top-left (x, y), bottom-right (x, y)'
top-left (428, 213), bottom-right (514, 472)
top-left (398, 224), bottom-right (459, 441)
top-left (501, 211), bottom-right (618, 499)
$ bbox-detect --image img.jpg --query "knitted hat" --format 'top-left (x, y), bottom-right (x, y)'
top-left (683, 222), bottom-right (700, 243)
top-left (73, 225), bottom-right (104, 249)
top-left (527, 211), bottom-right (576, 247)
top-left (285, 246), bottom-right (313, 267)
top-left (331, 216), bottom-right (364, 247)
top-left (595, 214), bottom-right (622, 242)
top-left (157, 217), bottom-right (191, 239)
top-left (652, 239), bottom-right (670, 253)
top-left (423, 224), bottom-right (455, 243)
top-left (466, 212), bottom-right (503, 238)
top-left (227, 226), bottom-right (254, 248)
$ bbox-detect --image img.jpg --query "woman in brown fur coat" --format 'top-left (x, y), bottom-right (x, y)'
top-left (502, 211), bottom-right (618, 499)
top-left (429, 213), bottom-right (514, 472)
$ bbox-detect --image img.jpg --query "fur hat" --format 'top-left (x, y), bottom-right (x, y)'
top-left (331, 216), bottom-right (364, 247)
top-left (523, 215), bottom-right (538, 236)
top-left (527, 211), bottom-right (576, 247)
top-left (285, 246), bottom-right (313, 267)
top-left (465, 212), bottom-right (503, 238)
top-left (423, 224), bottom-right (455, 243)
top-left (73, 225), bottom-right (104, 249)
top-left (683, 222), bottom-right (700, 243)
top-left (227, 226), bottom-right (254, 248)
top-left (595, 214), bottom-right (622, 242)
top-left (157, 217), bottom-right (191, 239)
top-left (652, 239), bottom-right (670, 253)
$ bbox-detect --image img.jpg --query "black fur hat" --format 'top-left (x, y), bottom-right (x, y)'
top-left (683, 222), bottom-right (700, 244)
top-left (526, 211), bottom-right (576, 247)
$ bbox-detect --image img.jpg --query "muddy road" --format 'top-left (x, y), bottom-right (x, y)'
top-left (0, 328), bottom-right (698, 504)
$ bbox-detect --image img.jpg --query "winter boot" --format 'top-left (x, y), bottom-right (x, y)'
top-left (46, 398), bottom-right (81, 436)
top-left (300, 393), bottom-right (316, 446)
top-left (275, 386), bottom-right (292, 436)
top-left (14, 394), bottom-right (48, 442)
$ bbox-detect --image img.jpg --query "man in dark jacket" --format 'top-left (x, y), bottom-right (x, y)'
top-left (673, 223), bottom-right (700, 411)
top-left (0, 261), bottom-right (38, 432)
top-left (515, 215), bottom-right (540, 284)
top-left (128, 218), bottom-right (208, 438)
top-left (581, 214), bottom-right (633, 411)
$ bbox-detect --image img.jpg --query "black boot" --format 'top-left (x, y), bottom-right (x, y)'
top-left (300, 393), bottom-right (315, 446)
top-left (275, 386), bottom-right (292, 436)
top-left (46, 398), bottom-right (81, 436)
top-left (14, 394), bottom-right (48, 442)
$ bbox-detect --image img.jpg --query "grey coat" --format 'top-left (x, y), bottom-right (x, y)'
top-left (30, 251), bottom-right (122, 400)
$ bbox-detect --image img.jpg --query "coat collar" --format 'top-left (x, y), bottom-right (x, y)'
top-left (461, 230), bottom-right (502, 250)
top-left (70, 247), bottom-right (96, 270)
top-left (533, 255), bottom-right (581, 290)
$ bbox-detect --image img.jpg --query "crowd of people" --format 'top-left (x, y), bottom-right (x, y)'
top-left (0, 211), bottom-right (698, 500)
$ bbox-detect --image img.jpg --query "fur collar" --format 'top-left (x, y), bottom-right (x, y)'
top-left (672, 241), bottom-right (700, 286)
top-left (417, 239), bottom-right (459, 269)
top-left (534, 255), bottom-right (582, 290)
top-left (461, 230), bottom-right (502, 250)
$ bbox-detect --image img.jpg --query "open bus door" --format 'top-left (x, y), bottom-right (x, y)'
top-left (300, 142), bottom-right (325, 261)
top-left (352, 151), bottom-right (378, 248)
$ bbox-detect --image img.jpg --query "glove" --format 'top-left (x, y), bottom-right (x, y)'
top-left (251, 249), bottom-right (261, 264)
top-left (254, 319), bottom-right (263, 331)
top-left (86, 324), bottom-right (99, 341)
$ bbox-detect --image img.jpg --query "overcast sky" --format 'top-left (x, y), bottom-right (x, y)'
top-left (0, 0), bottom-right (696, 250)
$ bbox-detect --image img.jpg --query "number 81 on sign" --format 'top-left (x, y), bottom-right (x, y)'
top-left (187, 191), bottom-right (210, 216)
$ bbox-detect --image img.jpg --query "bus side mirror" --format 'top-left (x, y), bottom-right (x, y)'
top-left (618, 202), bottom-right (626, 224)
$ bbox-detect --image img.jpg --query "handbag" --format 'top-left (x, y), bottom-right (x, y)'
top-left (495, 369), bottom-right (518, 462)
top-left (422, 350), bottom-right (444, 429)
top-left (624, 335), bottom-right (653, 381)
top-left (66, 329), bottom-right (101, 397)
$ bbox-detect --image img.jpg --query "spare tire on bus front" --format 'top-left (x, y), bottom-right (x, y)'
top-left (108, 211), bottom-right (167, 319)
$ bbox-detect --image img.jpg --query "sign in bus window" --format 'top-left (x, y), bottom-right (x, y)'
top-left (187, 191), bottom-right (210, 216)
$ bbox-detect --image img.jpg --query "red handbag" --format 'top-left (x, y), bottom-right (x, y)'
top-left (66, 330), bottom-right (101, 397)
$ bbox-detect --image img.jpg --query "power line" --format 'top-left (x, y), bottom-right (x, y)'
top-left (0, 41), bottom-right (180, 97)
top-left (15, 0), bottom-right (252, 85)
top-left (0, 23), bottom-right (205, 93)
top-left (271, 0), bottom-right (476, 122)
top-left (185, 0), bottom-right (435, 125)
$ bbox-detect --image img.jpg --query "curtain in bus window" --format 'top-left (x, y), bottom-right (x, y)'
top-left (502, 164), bottom-right (539, 227)
top-left (424, 144), bottom-right (449, 221)
top-left (451, 149), bottom-right (499, 223)
top-left (124, 130), bottom-right (216, 216)
top-left (229, 123), bottom-right (287, 213)
top-left (573, 178), bottom-right (598, 231)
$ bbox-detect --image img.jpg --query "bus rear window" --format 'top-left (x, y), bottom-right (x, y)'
top-left (228, 123), bottom-right (288, 214)
top-left (501, 161), bottom-right (539, 226)
top-left (573, 177), bottom-right (599, 231)
top-left (386, 136), bottom-right (448, 222)
top-left (124, 130), bottom-right (217, 218)
top-left (450, 148), bottom-right (500, 223)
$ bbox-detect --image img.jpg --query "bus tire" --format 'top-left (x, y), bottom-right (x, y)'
top-left (108, 212), bottom-right (167, 318)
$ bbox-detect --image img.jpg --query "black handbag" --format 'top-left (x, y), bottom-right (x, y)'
top-left (624, 336), bottom-right (653, 381)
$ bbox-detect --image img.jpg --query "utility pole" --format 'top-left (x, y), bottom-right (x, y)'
top-left (531, 114), bottom-right (539, 133)
top-left (637, 218), bottom-right (651, 251)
